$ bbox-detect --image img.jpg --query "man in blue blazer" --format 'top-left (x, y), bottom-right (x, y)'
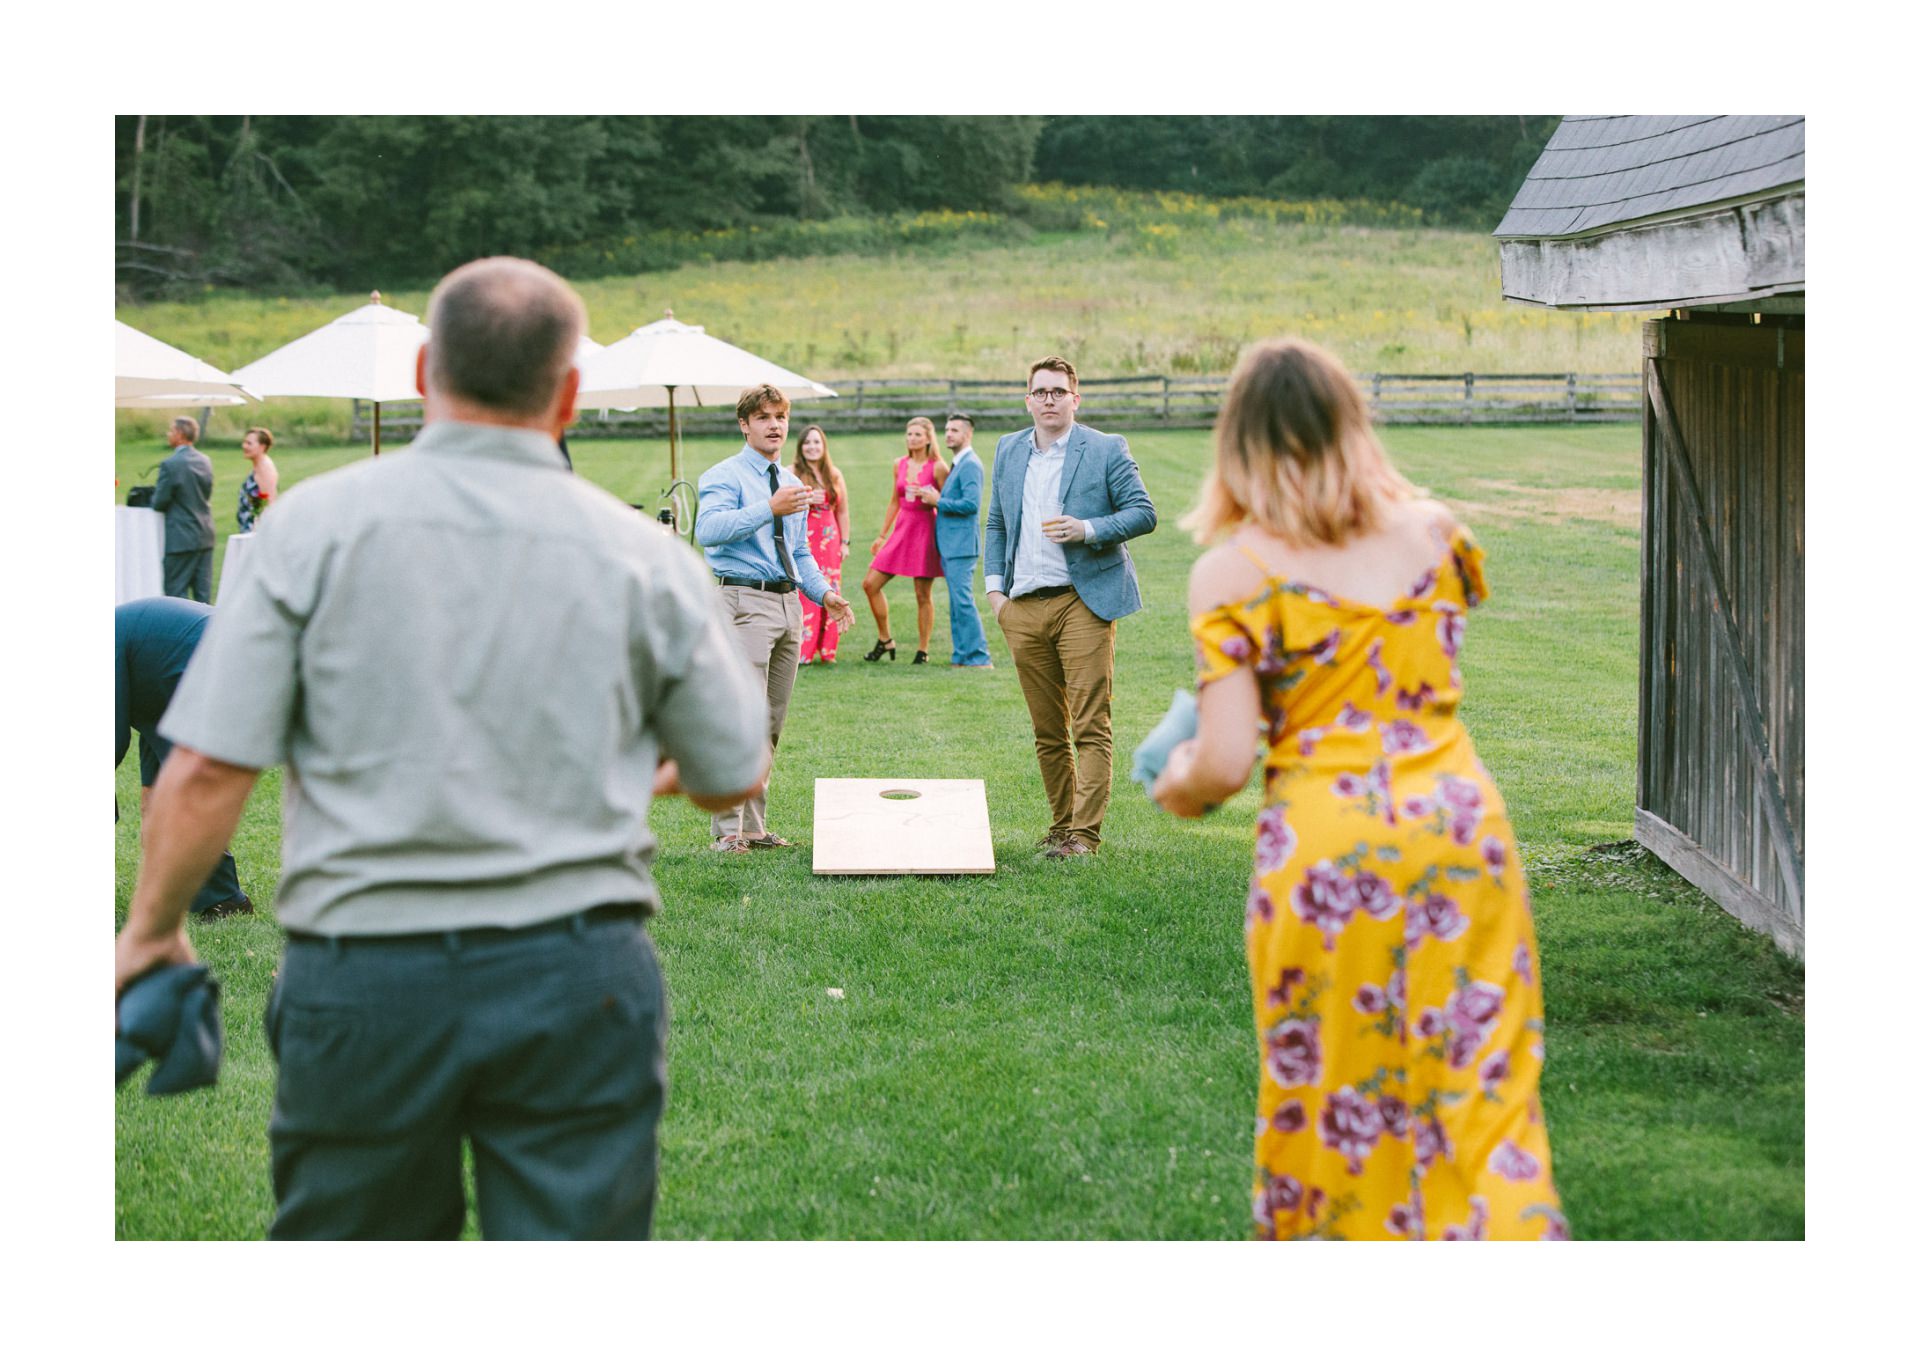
top-left (984, 357), bottom-right (1157, 858)
top-left (933, 413), bottom-right (992, 668)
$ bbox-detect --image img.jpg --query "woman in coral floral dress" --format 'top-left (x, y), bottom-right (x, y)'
top-left (791, 425), bottom-right (850, 663)
top-left (1154, 339), bottom-right (1567, 1241)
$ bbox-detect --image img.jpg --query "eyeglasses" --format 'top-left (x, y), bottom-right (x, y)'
top-left (1027, 387), bottom-right (1074, 403)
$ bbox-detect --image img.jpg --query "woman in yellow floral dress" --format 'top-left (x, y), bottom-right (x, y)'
top-left (1153, 339), bottom-right (1567, 1240)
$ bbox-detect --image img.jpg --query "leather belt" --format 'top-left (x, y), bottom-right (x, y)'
top-left (717, 575), bottom-right (796, 594)
top-left (286, 902), bottom-right (646, 949)
top-left (1016, 584), bottom-right (1075, 600)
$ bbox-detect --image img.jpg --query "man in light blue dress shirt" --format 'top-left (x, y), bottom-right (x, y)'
top-left (696, 384), bottom-right (858, 851)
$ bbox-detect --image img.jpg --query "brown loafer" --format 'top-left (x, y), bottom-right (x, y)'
top-left (1043, 837), bottom-right (1095, 859)
top-left (710, 836), bottom-right (752, 854)
top-left (746, 832), bottom-right (796, 849)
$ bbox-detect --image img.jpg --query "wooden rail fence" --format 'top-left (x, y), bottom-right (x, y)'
top-left (353, 372), bottom-right (1640, 442)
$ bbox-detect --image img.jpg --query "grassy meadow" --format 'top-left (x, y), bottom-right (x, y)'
top-left (114, 419), bottom-right (1804, 1240)
top-left (115, 186), bottom-right (1644, 448)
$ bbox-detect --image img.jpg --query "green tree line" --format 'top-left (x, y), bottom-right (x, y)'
top-left (115, 115), bottom-right (1552, 298)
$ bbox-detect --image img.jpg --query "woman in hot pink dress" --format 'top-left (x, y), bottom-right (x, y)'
top-left (862, 416), bottom-right (948, 663)
top-left (791, 425), bottom-right (850, 664)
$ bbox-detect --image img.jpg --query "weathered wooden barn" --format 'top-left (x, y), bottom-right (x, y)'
top-left (1494, 115), bottom-right (1805, 955)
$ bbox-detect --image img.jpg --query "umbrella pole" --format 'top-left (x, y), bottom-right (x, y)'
top-left (667, 386), bottom-right (680, 486)
top-left (374, 401), bottom-right (382, 457)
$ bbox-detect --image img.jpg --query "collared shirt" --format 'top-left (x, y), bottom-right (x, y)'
top-left (1002, 424), bottom-right (1099, 598)
top-left (694, 446), bottom-right (830, 604)
top-left (159, 419), bottom-right (769, 936)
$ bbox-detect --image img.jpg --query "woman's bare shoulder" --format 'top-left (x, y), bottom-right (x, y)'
top-left (1188, 537), bottom-right (1270, 616)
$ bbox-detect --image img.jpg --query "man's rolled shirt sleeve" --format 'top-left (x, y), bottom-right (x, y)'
top-left (155, 501), bottom-right (310, 769)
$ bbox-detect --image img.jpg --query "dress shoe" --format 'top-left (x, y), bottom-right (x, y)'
top-left (746, 832), bottom-right (796, 849)
top-left (710, 836), bottom-right (752, 854)
top-left (1043, 837), bottom-right (1095, 859)
top-left (193, 894), bottom-right (254, 920)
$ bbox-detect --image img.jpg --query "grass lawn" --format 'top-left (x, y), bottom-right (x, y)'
top-left (114, 420), bottom-right (1803, 1239)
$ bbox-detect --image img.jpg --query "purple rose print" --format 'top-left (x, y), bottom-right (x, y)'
top-left (1270, 966), bottom-right (1308, 1007)
top-left (1351, 871), bottom-right (1401, 920)
top-left (1291, 863), bottom-right (1357, 948)
top-left (1380, 719), bottom-right (1432, 755)
top-left (1219, 633), bottom-right (1252, 661)
top-left (1401, 794), bottom-right (1436, 819)
top-left (1332, 773), bottom-right (1367, 799)
top-left (1253, 1172), bottom-right (1305, 1234)
top-left (1307, 628), bottom-right (1343, 665)
top-left (1384, 608), bottom-right (1417, 627)
top-left (1406, 893), bottom-right (1469, 949)
top-left (1385, 1196), bottom-right (1424, 1238)
top-left (1267, 1100), bottom-right (1307, 1134)
top-left (1478, 1049), bottom-right (1511, 1091)
top-left (1407, 567), bottom-right (1438, 600)
top-left (1414, 1115), bottom-right (1451, 1170)
top-left (1413, 1007), bottom-right (1446, 1040)
top-left (1254, 804), bottom-right (1297, 875)
top-left (1376, 1093), bottom-right (1411, 1138)
top-left (1395, 681), bottom-right (1436, 710)
top-left (1386, 968), bottom-right (1408, 1012)
top-left (1335, 703), bottom-right (1373, 731)
top-left (1436, 605), bottom-right (1465, 660)
top-left (1481, 835), bottom-right (1508, 880)
top-left (1353, 984), bottom-right (1389, 1014)
top-left (1523, 1205), bottom-right (1571, 1241)
top-left (1318, 1087), bottom-right (1386, 1174)
top-left (1489, 1140), bottom-right (1542, 1182)
top-left (1442, 981), bottom-right (1506, 1069)
top-left (1368, 761), bottom-right (1398, 826)
top-left (1513, 942), bottom-right (1534, 986)
top-left (1297, 726), bottom-right (1327, 758)
top-left (1438, 777), bottom-right (1483, 812)
top-left (1245, 880), bottom-right (1273, 932)
top-left (1366, 639), bottom-right (1392, 695)
top-left (1448, 810), bottom-right (1482, 846)
top-left (1265, 1018), bottom-right (1323, 1087)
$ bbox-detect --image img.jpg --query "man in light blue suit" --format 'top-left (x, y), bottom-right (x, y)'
top-left (933, 413), bottom-right (992, 668)
top-left (984, 356), bottom-right (1157, 858)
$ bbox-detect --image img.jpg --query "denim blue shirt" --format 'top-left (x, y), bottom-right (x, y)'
top-left (694, 446), bottom-right (829, 603)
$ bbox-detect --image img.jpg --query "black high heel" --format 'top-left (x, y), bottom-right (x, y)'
top-left (864, 639), bottom-right (897, 662)
top-left (912, 650), bottom-right (929, 665)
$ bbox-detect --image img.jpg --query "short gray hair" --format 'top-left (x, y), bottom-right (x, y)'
top-left (425, 257), bottom-right (585, 418)
top-left (171, 416), bottom-right (200, 443)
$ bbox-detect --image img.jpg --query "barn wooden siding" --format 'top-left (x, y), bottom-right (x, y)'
top-left (1637, 314), bottom-right (1804, 954)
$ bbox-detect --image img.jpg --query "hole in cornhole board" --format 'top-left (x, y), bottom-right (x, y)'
top-left (812, 778), bottom-right (995, 875)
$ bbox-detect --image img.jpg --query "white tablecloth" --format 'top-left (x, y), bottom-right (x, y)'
top-left (115, 507), bottom-right (165, 606)
top-left (218, 531), bottom-right (258, 603)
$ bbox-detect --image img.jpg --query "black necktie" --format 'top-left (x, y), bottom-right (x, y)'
top-left (769, 465), bottom-right (797, 582)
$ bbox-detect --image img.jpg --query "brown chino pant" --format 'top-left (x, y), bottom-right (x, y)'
top-left (712, 585), bottom-right (803, 840)
top-left (997, 589), bottom-right (1117, 847)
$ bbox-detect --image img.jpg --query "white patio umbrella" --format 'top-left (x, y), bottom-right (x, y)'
top-left (575, 311), bottom-right (836, 489)
top-left (230, 291), bottom-right (429, 455)
top-left (115, 321), bottom-right (259, 408)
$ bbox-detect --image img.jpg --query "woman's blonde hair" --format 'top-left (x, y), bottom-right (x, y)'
top-left (905, 415), bottom-right (950, 471)
top-left (1182, 338), bottom-right (1418, 546)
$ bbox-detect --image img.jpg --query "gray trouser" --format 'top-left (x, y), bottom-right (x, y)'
top-left (163, 549), bottom-right (213, 604)
top-left (711, 584), bottom-right (802, 840)
top-left (266, 909), bottom-right (666, 1240)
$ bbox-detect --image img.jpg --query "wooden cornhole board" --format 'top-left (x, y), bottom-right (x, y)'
top-left (812, 778), bottom-right (996, 875)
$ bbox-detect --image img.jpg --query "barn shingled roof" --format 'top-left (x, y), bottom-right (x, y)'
top-left (1493, 115), bottom-right (1804, 239)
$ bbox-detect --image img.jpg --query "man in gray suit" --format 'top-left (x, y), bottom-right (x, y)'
top-left (152, 416), bottom-right (216, 602)
top-left (984, 356), bottom-right (1157, 858)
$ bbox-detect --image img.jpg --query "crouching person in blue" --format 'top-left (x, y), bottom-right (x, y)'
top-left (112, 257), bottom-right (771, 1239)
top-left (116, 596), bottom-right (252, 919)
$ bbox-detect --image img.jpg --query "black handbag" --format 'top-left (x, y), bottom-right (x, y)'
top-left (126, 485), bottom-right (155, 508)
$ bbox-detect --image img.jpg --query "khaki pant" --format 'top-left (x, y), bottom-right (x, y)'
top-left (712, 586), bottom-right (802, 840)
top-left (997, 589), bottom-right (1117, 847)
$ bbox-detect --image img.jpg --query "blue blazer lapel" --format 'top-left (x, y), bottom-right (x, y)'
top-left (1001, 431), bottom-right (1036, 543)
top-left (1058, 425), bottom-right (1090, 506)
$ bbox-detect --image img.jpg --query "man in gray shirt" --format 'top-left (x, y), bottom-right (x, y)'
top-left (151, 416), bottom-right (216, 603)
top-left (113, 256), bottom-right (771, 1239)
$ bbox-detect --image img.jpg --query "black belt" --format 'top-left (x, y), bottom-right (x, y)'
top-left (286, 903), bottom-right (646, 949)
top-left (1017, 584), bottom-right (1075, 600)
top-left (716, 575), bottom-right (796, 594)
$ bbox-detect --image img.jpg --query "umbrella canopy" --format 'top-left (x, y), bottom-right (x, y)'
top-left (230, 292), bottom-right (428, 403)
top-left (575, 314), bottom-right (835, 409)
top-left (115, 321), bottom-right (259, 408)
